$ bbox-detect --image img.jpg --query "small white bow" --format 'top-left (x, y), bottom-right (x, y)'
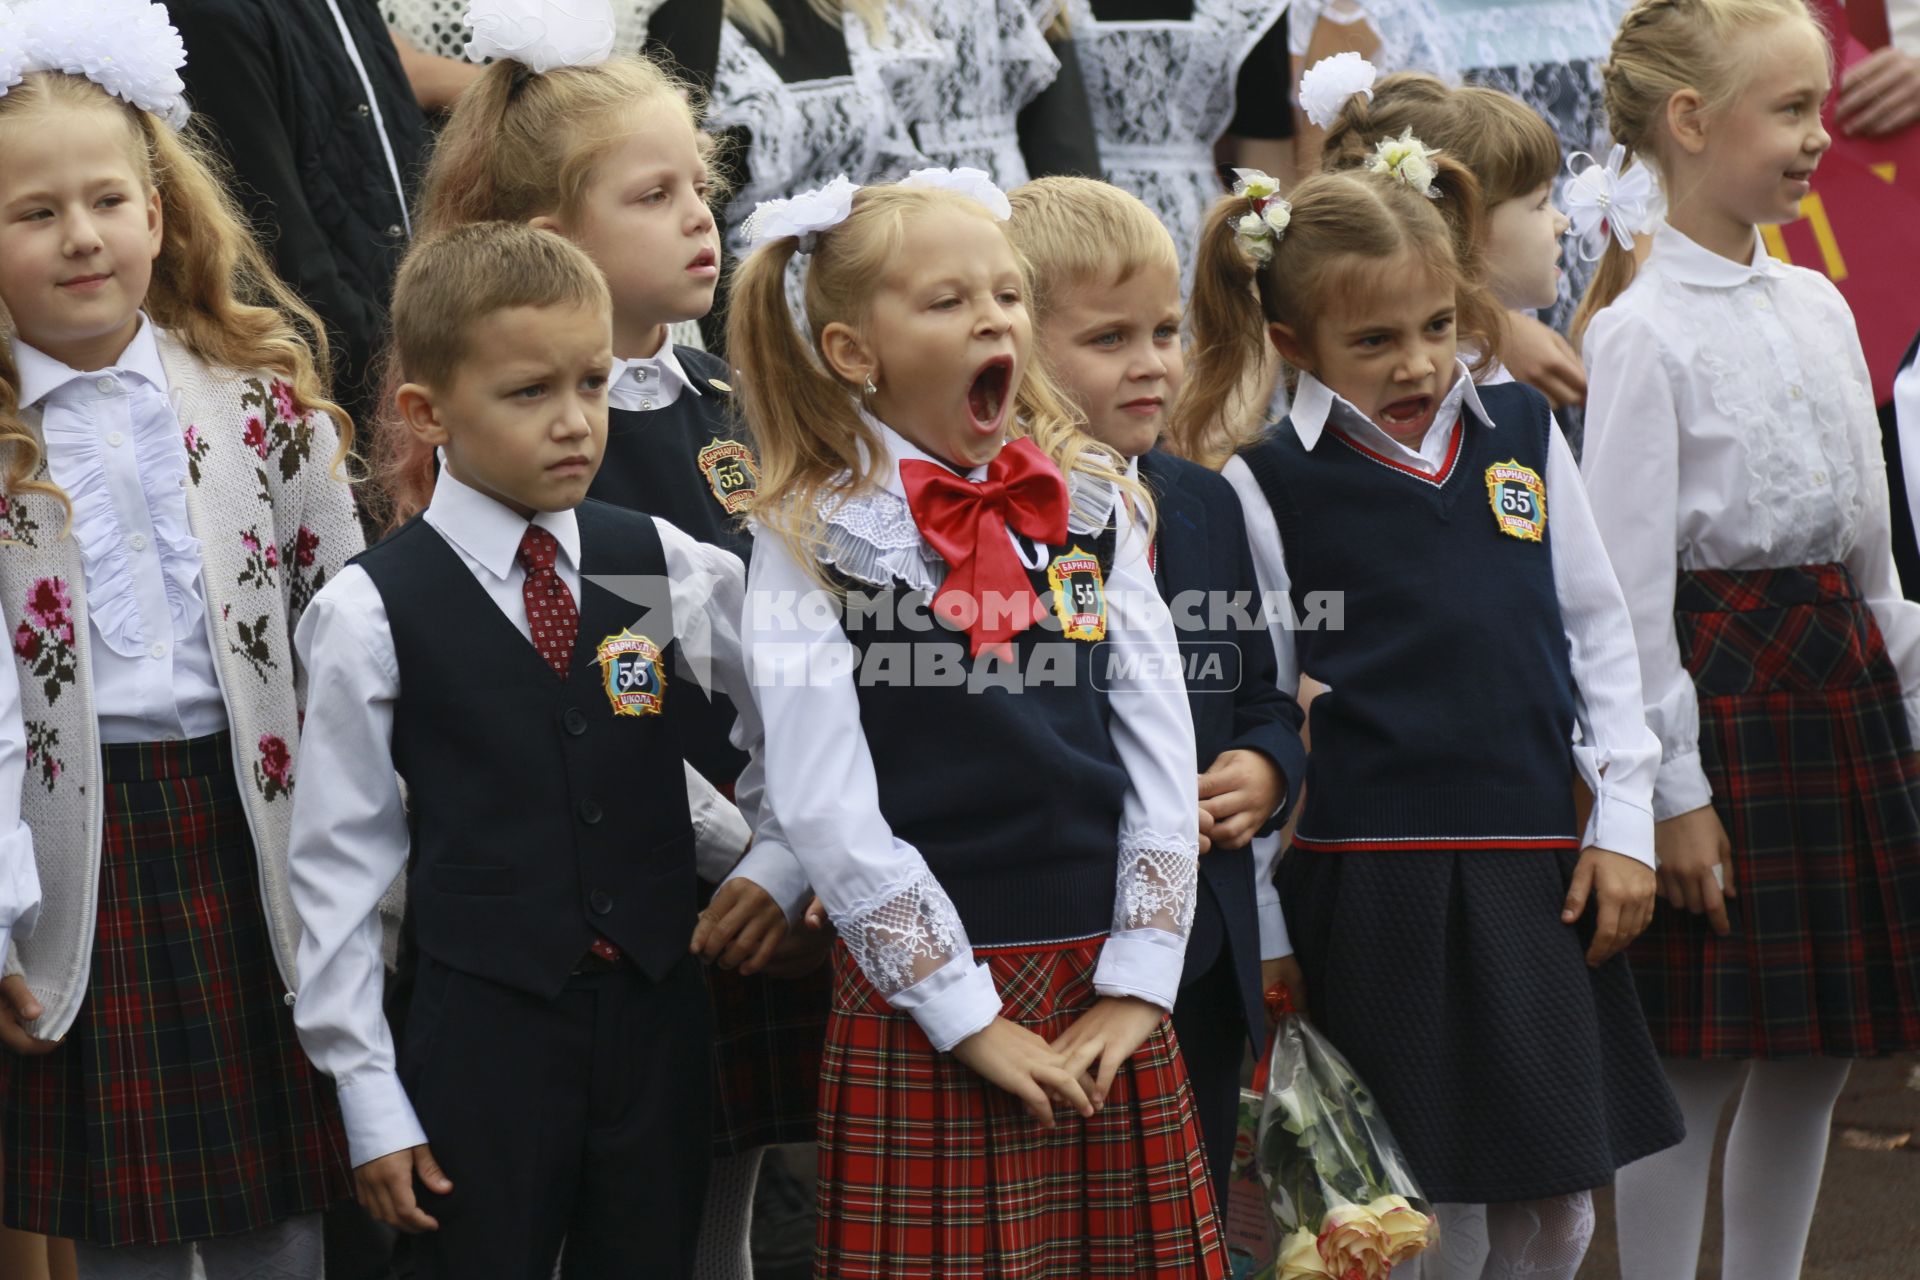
top-left (744, 175), bottom-right (861, 251)
top-left (1565, 145), bottom-right (1660, 261)
top-left (463, 0), bottom-right (616, 73)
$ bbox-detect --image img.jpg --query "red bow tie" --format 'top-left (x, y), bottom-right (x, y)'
top-left (899, 437), bottom-right (1071, 658)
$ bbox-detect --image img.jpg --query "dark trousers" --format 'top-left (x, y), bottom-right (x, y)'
top-left (1171, 948), bottom-right (1251, 1211)
top-left (401, 952), bottom-right (713, 1279)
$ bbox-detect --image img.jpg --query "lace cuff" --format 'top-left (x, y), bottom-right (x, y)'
top-left (1113, 828), bottom-right (1200, 938)
top-left (837, 866), bottom-right (971, 996)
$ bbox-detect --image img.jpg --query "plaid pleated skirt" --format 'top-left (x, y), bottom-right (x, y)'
top-left (1279, 847), bottom-right (1684, 1203)
top-left (1632, 562), bottom-right (1920, 1058)
top-left (0, 733), bottom-right (350, 1246)
top-left (706, 962), bottom-right (831, 1153)
top-left (814, 936), bottom-right (1227, 1280)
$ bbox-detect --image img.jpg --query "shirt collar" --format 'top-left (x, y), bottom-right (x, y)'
top-left (1648, 220), bottom-right (1785, 288)
top-left (1288, 358), bottom-right (1490, 451)
top-left (425, 457), bottom-right (582, 583)
top-left (607, 343), bottom-right (700, 412)
top-left (11, 313), bottom-right (170, 408)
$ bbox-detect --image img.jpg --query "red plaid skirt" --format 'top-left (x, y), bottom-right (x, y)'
top-left (706, 961), bottom-right (831, 1153)
top-left (814, 936), bottom-right (1226, 1280)
top-left (1, 734), bottom-right (350, 1245)
top-left (1633, 564), bottom-right (1920, 1058)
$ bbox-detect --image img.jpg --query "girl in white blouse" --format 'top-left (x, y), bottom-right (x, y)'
top-left (1577, 1), bottom-right (1920, 1277)
top-left (0, 10), bottom-right (364, 1275)
top-left (727, 173), bottom-right (1221, 1277)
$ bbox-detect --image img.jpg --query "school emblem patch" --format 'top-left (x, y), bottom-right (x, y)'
top-left (1485, 459), bottom-right (1547, 542)
top-left (696, 437), bottom-right (759, 514)
top-left (1046, 546), bottom-right (1108, 641)
top-left (595, 629), bottom-right (666, 717)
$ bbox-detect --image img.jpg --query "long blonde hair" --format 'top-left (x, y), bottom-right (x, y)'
top-left (1570, 0), bottom-right (1825, 344)
top-left (726, 184), bottom-right (1139, 577)
top-left (0, 73), bottom-right (350, 524)
top-left (1172, 159), bottom-right (1504, 468)
top-left (724, 0), bottom-right (887, 53)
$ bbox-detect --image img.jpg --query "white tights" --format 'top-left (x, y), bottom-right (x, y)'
top-left (71, 1213), bottom-right (323, 1280)
top-left (1614, 1057), bottom-right (1851, 1280)
top-left (1392, 1194), bottom-right (1594, 1280)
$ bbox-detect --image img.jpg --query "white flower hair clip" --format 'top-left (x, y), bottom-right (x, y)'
top-left (1230, 169), bottom-right (1291, 265)
top-left (1368, 128), bottom-right (1441, 198)
top-left (0, 0), bottom-right (190, 130)
top-left (1564, 144), bottom-right (1660, 262)
top-left (1299, 51), bottom-right (1377, 131)
top-left (898, 166), bottom-right (1013, 221)
top-left (464, 0), bottom-right (616, 73)
top-left (744, 175), bottom-right (862, 253)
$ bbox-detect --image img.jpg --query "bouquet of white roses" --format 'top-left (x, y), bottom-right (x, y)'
top-left (1252, 1010), bottom-right (1436, 1279)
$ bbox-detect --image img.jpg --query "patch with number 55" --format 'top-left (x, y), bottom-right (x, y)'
top-left (596, 629), bottom-right (666, 717)
top-left (1485, 459), bottom-right (1546, 542)
top-left (696, 437), bottom-right (760, 514)
top-left (1046, 546), bottom-right (1108, 642)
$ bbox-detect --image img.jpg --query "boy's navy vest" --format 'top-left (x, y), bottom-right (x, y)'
top-left (823, 513), bottom-right (1128, 947)
top-left (354, 500), bottom-right (695, 997)
top-left (1237, 382), bottom-right (1579, 851)
top-left (589, 345), bottom-right (753, 786)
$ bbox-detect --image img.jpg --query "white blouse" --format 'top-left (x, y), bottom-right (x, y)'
top-left (741, 421), bottom-right (1200, 1052)
top-left (1580, 223), bottom-right (1920, 820)
top-left (1223, 362), bottom-right (1661, 865)
top-left (13, 318), bottom-right (227, 744)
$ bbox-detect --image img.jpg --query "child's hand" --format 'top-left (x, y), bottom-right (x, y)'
top-left (1053, 996), bottom-right (1167, 1110)
top-left (758, 897), bottom-right (836, 980)
top-left (1654, 804), bottom-right (1736, 936)
top-left (1197, 803), bottom-right (1215, 855)
top-left (1562, 846), bottom-right (1657, 967)
top-left (1199, 750), bottom-right (1286, 851)
top-left (0, 976), bottom-right (58, 1056)
top-left (951, 1017), bottom-right (1094, 1126)
top-left (1260, 955), bottom-right (1306, 1027)
top-left (690, 878), bottom-right (788, 975)
top-left (1503, 311), bottom-right (1588, 407)
top-left (354, 1143), bottom-right (451, 1234)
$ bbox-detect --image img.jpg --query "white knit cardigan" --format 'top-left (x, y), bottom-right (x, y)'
top-left (0, 330), bottom-right (364, 1041)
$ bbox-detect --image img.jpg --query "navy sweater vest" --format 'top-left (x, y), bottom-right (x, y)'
top-left (1238, 383), bottom-right (1579, 850)
top-left (355, 500), bottom-right (696, 996)
top-left (826, 521), bottom-right (1127, 946)
top-left (588, 346), bottom-right (753, 786)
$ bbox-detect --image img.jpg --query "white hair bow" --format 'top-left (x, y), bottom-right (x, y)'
top-left (1299, 51), bottom-right (1378, 131)
top-left (744, 175), bottom-right (861, 252)
top-left (0, 0), bottom-right (189, 130)
top-left (898, 166), bottom-right (1013, 221)
top-left (1564, 145), bottom-right (1660, 261)
top-left (463, 0), bottom-right (616, 73)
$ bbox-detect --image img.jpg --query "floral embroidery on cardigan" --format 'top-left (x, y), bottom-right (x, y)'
top-left (13, 577), bottom-right (77, 704)
top-left (183, 422), bottom-right (212, 486)
top-left (228, 612), bottom-right (280, 681)
top-left (239, 377), bottom-right (316, 485)
top-left (238, 526), bottom-right (280, 590)
top-left (0, 493), bottom-right (42, 549)
top-left (23, 720), bottom-right (63, 792)
top-left (282, 525), bottom-right (328, 615)
top-left (254, 732), bottom-right (293, 801)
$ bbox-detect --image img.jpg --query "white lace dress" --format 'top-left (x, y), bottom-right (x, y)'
top-left (707, 16), bottom-right (926, 256)
top-left (1580, 222), bottom-right (1920, 819)
top-left (1066, 0), bottom-right (1292, 290)
top-left (381, 0), bottom-right (670, 58)
top-left (876, 0), bottom-right (1060, 187)
top-left (739, 419), bottom-right (1202, 1052)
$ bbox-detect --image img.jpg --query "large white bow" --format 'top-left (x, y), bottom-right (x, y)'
top-left (898, 166), bottom-right (1012, 221)
top-left (743, 175), bottom-right (861, 251)
top-left (463, 0), bottom-right (616, 73)
top-left (1299, 51), bottom-right (1377, 131)
top-left (1565, 144), bottom-right (1661, 261)
top-left (0, 0), bottom-right (190, 130)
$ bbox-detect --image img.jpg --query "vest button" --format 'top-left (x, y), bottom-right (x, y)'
top-left (589, 889), bottom-right (613, 915)
top-left (578, 797), bottom-right (603, 825)
top-left (563, 707), bottom-right (588, 735)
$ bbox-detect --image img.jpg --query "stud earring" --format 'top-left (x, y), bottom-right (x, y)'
top-left (863, 373), bottom-right (878, 397)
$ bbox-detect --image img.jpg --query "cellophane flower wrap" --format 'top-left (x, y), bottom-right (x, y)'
top-left (1251, 1012), bottom-right (1436, 1279)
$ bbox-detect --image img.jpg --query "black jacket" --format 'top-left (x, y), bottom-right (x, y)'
top-left (174, 0), bottom-right (427, 425)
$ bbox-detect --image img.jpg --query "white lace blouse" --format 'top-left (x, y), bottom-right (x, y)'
top-left (1065, 0), bottom-right (1291, 289)
top-left (877, 0), bottom-right (1059, 187)
top-left (741, 421), bottom-right (1201, 1051)
top-left (1580, 222), bottom-right (1920, 820)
